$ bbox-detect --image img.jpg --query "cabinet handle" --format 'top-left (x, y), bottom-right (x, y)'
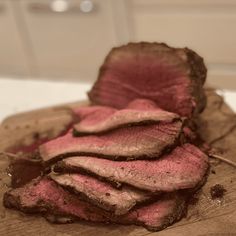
top-left (28, 0), bottom-right (94, 14)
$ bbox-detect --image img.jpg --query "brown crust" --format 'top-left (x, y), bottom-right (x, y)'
top-left (184, 48), bottom-right (207, 114)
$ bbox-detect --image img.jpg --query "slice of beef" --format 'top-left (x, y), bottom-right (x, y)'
top-left (119, 193), bottom-right (186, 231)
top-left (72, 99), bottom-right (158, 122)
top-left (3, 177), bottom-right (107, 222)
top-left (54, 143), bottom-right (209, 192)
top-left (74, 99), bottom-right (180, 135)
top-left (88, 42), bottom-right (207, 117)
top-left (50, 173), bottom-right (152, 215)
top-left (39, 120), bottom-right (182, 163)
top-left (3, 177), bottom-right (186, 231)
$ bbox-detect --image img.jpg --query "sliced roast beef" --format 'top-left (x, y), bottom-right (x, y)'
top-left (88, 42), bottom-right (207, 117)
top-left (39, 120), bottom-right (182, 163)
top-left (119, 193), bottom-right (186, 231)
top-left (3, 177), bottom-right (186, 231)
top-left (54, 144), bottom-right (209, 192)
top-left (50, 173), bottom-right (152, 215)
top-left (72, 99), bottom-right (158, 121)
top-left (74, 99), bottom-right (179, 135)
top-left (3, 177), bottom-right (108, 222)
top-left (72, 99), bottom-right (159, 121)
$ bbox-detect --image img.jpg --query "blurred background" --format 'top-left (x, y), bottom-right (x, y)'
top-left (0, 0), bottom-right (236, 119)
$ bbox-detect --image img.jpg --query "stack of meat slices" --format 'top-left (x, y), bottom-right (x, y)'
top-left (3, 42), bottom-right (209, 232)
top-left (4, 99), bottom-right (209, 231)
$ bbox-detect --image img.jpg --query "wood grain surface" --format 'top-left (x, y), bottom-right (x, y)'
top-left (0, 89), bottom-right (236, 236)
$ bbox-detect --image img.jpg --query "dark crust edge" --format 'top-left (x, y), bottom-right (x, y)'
top-left (43, 119), bottom-right (184, 166)
top-left (184, 48), bottom-right (207, 115)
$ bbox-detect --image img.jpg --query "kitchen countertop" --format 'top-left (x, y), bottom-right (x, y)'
top-left (0, 78), bottom-right (235, 122)
top-left (0, 78), bottom-right (91, 122)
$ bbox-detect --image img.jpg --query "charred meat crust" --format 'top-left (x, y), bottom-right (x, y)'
top-left (184, 48), bottom-right (207, 114)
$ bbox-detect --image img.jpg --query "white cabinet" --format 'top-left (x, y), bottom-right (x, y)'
top-left (16, 0), bottom-right (124, 82)
top-left (0, 0), bottom-right (235, 89)
top-left (127, 0), bottom-right (236, 89)
top-left (0, 0), bottom-right (29, 77)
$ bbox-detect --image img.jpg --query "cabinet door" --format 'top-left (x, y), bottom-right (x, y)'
top-left (18, 0), bottom-right (122, 82)
top-left (0, 0), bottom-right (29, 77)
top-left (128, 0), bottom-right (236, 89)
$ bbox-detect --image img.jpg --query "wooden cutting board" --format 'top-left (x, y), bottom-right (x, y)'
top-left (0, 89), bottom-right (236, 236)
